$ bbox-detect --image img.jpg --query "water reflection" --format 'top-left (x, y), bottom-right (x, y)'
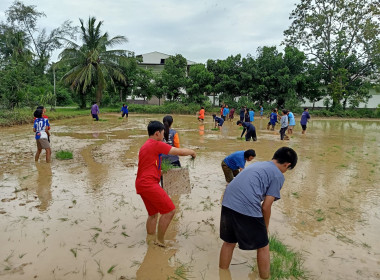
top-left (35, 162), bottom-right (52, 211)
top-left (136, 196), bottom-right (180, 279)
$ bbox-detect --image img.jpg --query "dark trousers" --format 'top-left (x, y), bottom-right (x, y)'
top-left (246, 129), bottom-right (257, 141)
top-left (92, 114), bottom-right (99, 121)
top-left (280, 127), bottom-right (288, 140)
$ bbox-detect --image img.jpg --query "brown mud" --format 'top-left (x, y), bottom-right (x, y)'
top-left (0, 114), bottom-right (379, 280)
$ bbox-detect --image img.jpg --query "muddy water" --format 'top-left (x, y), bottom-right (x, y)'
top-left (0, 114), bottom-right (379, 280)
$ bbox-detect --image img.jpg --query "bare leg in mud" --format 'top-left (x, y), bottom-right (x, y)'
top-left (156, 209), bottom-right (175, 245)
top-left (45, 148), bottom-right (51, 163)
top-left (219, 242), bottom-right (270, 279)
top-left (146, 214), bottom-right (158, 235)
top-left (35, 148), bottom-right (42, 161)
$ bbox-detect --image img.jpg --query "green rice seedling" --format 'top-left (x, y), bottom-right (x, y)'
top-left (107, 265), bottom-right (117, 274)
top-left (90, 227), bottom-right (102, 232)
top-left (269, 236), bottom-right (307, 279)
top-left (98, 119), bottom-right (108, 122)
top-left (161, 159), bottom-right (180, 173)
top-left (211, 128), bottom-right (219, 131)
top-left (58, 218), bottom-right (69, 222)
top-left (56, 150), bottom-right (73, 160)
top-left (121, 232), bottom-right (129, 237)
top-left (70, 248), bottom-right (77, 258)
top-left (4, 250), bottom-right (14, 262)
top-left (236, 137), bottom-right (244, 140)
top-left (291, 192), bottom-right (299, 198)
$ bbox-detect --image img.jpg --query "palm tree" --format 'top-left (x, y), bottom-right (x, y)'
top-left (58, 17), bottom-right (132, 108)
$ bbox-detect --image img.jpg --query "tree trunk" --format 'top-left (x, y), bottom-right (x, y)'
top-left (120, 89), bottom-right (122, 102)
top-left (80, 93), bottom-right (86, 109)
top-left (96, 87), bottom-right (102, 106)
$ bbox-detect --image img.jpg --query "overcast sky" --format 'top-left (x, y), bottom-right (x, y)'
top-left (0, 0), bottom-right (298, 63)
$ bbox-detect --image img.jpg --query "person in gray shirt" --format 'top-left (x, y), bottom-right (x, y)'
top-left (219, 147), bottom-right (298, 279)
top-left (280, 109), bottom-right (289, 140)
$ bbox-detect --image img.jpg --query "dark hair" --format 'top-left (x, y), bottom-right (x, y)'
top-left (272, 147), bottom-right (298, 170)
top-left (212, 114), bottom-right (216, 118)
top-left (282, 109), bottom-right (288, 114)
top-left (93, 101), bottom-right (97, 105)
top-left (201, 106), bottom-right (204, 109)
top-left (163, 115), bottom-right (174, 142)
top-left (236, 120), bottom-right (242, 125)
top-left (34, 109), bottom-right (43, 118)
top-left (244, 149), bottom-right (256, 159)
top-left (147, 121), bottom-right (165, 136)
top-left (37, 105), bottom-right (44, 110)
top-left (122, 104), bottom-right (125, 106)
top-left (304, 107), bottom-right (308, 111)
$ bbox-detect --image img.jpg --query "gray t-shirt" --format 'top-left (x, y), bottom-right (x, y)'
top-left (222, 161), bottom-right (285, 217)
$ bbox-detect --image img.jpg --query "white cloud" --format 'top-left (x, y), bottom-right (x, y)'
top-left (0, 0), bottom-right (297, 63)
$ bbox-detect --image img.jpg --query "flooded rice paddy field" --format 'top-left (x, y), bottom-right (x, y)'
top-left (0, 114), bottom-right (379, 280)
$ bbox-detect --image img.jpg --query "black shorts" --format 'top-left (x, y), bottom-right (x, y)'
top-left (220, 206), bottom-right (268, 250)
top-left (301, 124), bottom-right (307, 130)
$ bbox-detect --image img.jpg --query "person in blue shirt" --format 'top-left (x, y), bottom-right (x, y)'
top-left (221, 149), bottom-right (256, 183)
top-left (237, 120), bottom-right (257, 141)
top-left (219, 147), bottom-right (298, 279)
top-left (121, 104), bottom-right (129, 118)
top-left (222, 105), bottom-right (230, 121)
top-left (300, 107), bottom-right (311, 134)
top-left (33, 109), bottom-right (51, 163)
top-left (267, 109), bottom-right (278, 130)
top-left (287, 110), bottom-right (296, 135)
top-left (260, 105), bottom-right (264, 119)
top-left (213, 114), bottom-right (224, 130)
top-left (249, 108), bottom-right (254, 122)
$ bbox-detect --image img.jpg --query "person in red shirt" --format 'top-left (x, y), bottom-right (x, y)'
top-left (136, 121), bottom-right (196, 246)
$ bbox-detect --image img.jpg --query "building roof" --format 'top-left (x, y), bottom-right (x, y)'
top-left (136, 51), bottom-right (197, 65)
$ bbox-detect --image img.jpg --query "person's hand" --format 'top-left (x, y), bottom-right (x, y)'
top-left (191, 152), bottom-right (196, 159)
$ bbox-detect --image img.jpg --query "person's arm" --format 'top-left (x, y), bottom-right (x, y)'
top-left (168, 147), bottom-right (196, 158)
top-left (262, 195), bottom-right (275, 230)
top-left (240, 127), bottom-right (246, 138)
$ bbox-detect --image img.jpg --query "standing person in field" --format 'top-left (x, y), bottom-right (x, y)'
top-left (237, 120), bottom-right (257, 141)
top-left (135, 121), bottom-right (196, 246)
top-left (198, 106), bottom-right (205, 122)
top-left (260, 105), bottom-right (264, 119)
top-left (300, 107), bottom-right (311, 134)
top-left (33, 109), bottom-right (51, 163)
top-left (228, 108), bottom-right (235, 121)
top-left (162, 115), bottom-right (181, 167)
top-left (267, 109), bottom-right (278, 130)
top-left (244, 108), bottom-right (250, 122)
top-left (220, 105), bottom-right (225, 118)
top-left (249, 108), bottom-right (254, 122)
top-left (120, 104), bottom-right (129, 118)
top-left (221, 149), bottom-right (256, 183)
top-left (223, 105), bottom-right (230, 121)
top-left (280, 109), bottom-right (289, 140)
top-left (287, 110), bottom-right (295, 135)
top-left (239, 106), bottom-right (245, 122)
top-left (91, 102), bottom-right (99, 121)
top-left (219, 147), bottom-right (298, 279)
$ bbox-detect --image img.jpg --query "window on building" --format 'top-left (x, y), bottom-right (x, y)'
top-left (160, 59), bottom-right (165, 64)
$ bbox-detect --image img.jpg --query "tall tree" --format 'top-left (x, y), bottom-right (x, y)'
top-left (186, 64), bottom-right (214, 104)
top-left (58, 17), bottom-right (133, 108)
top-left (5, 1), bottom-right (76, 73)
top-left (284, 0), bottom-right (380, 108)
top-left (161, 54), bottom-right (187, 100)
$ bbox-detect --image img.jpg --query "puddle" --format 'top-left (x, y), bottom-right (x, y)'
top-left (0, 113), bottom-right (379, 279)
